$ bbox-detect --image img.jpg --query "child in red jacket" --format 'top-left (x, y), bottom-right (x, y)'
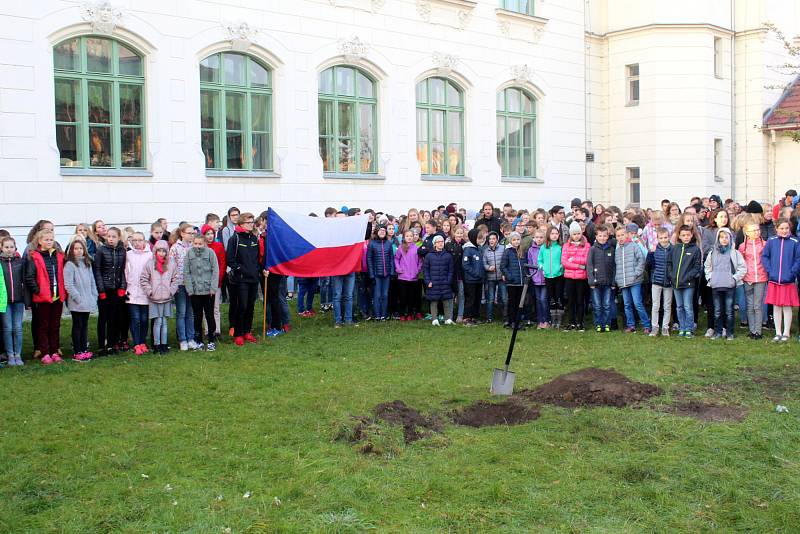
top-left (24, 229), bottom-right (66, 365)
top-left (561, 222), bottom-right (590, 330)
top-left (202, 224), bottom-right (225, 338)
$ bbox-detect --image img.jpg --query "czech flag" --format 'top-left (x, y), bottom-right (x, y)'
top-left (265, 208), bottom-right (368, 277)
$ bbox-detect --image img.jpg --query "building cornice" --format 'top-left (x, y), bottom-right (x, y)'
top-left (586, 23), bottom-right (735, 40)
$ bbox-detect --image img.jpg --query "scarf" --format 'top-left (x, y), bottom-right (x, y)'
top-left (156, 254), bottom-right (166, 274)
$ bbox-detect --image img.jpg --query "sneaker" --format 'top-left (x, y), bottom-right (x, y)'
top-left (711, 333), bottom-right (722, 340)
top-left (704, 328), bottom-right (715, 338)
top-left (577, 325), bottom-right (585, 332)
top-left (266, 329), bottom-right (283, 337)
top-left (206, 342), bottom-right (216, 352)
top-left (141, 345), bottom-right (149, 354)
top-left (134, 344), bottom-right (144, 356)
top-left (603, 325), bottom-right (611, 333)
top-left (334, 323), bottom-right (342, 329)
top-left (648, 328), bottom-right (657, 337)
top-left (51, 354), bottom-right (63, 363)
top-left (685, 332), bottom-right (695, 339)
top-left (643, 328), bottom-right (652, 336)
top-left (179, 341), bottom-right (189, 351)
top-left (772, 335), bottom-right (782, 342)
top-left (726, 335), bottom-right (735, 341)
top-left (432, 319), bottom-right (440, 326)
top-left (283, 324), bottom-right (292, 333)
top-left (415, 313), bottom-right (424, 320)
top-left (661, 326), bottom-right (670, 337)
top-left (781, 335), bottom-right (790, 342)
top-left (677, 331), bottom-right (686, 337)
top-left (41, 355), bottom-right (53, 365)
top-left (234, 336), bottom-right (245, 346)
top-left (596, 325), bottom-right (602, 333)
top-left (244, 333), bottom-right (258, 344)
top-left (444, 319), bottom-right (454, 325)
top-left (194, 343), bottom-right (205, 351)
top-left (624, 327), bottom-right (636, 334)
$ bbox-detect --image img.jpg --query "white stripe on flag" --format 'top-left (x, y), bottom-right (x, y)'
top-left (272, 209), bottom-right (368, 248)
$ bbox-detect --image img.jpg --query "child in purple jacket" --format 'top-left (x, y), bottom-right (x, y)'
top-left (394, 230), bottom-right (422, 321)
top-left (527, 228), bottom-right (549, 328)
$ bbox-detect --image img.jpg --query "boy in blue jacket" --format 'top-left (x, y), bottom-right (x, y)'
top-left (461, 228), bottom-right (485, 326)
top-left (646, 227), bottom-right (673, 337)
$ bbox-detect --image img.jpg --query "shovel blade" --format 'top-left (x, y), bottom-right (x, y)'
top-left (490, 368), bottom-right (516, 395)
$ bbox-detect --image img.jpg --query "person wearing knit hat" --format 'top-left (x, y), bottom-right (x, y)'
top-left (571, 197), bottom-right (582, 208)
top-left (562, 217), bottom-right (590, 330)
top-left (708, 195), bottom-right (722, 210)
top-left (569, 221), bottom-right (582, 235)
top-left (744, 200), bottom-right (763, 214)
top-left (500, 230), bottom-right (526, 328)
top-left (423, 232), bottom-right (455, 326)
top-left (432, 234), bottom-right (444, 244)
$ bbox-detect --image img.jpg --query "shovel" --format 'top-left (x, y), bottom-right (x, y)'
top-left (491, 274), bottom-right (531, 395)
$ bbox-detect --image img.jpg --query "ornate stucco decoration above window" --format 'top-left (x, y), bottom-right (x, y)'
top-left (223, 20), bottom-right (260, 52)
top-left (80, 1), bottom-right (124, 35)
top-left (495, 6), bottom-right (548, 42)
top-left (338, 35), bottom-right (370, 64)
top-left (511, 64), bottom-right (531, 84)
top-left (417, 0), bottom-right (477, 29)
top-left (432, 52), bottom-right (460, 77)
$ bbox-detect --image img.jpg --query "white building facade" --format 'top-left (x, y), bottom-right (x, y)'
top-left (0, 0), bottom-right (798, 237)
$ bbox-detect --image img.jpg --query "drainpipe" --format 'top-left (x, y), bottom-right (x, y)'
top-left (730, 0), bottom-right (736, 201)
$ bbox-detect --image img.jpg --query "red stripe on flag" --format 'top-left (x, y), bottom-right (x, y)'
top-left (268, 243), bottom-right (364, 277)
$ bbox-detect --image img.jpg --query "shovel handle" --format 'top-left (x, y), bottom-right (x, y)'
top-left (504, 279), bottom-right (530, 367)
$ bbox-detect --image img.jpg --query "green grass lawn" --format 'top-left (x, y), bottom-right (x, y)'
top-left (1, 301), bottom-right (799, 533)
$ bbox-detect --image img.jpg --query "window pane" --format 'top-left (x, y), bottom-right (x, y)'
top-left (86, 38), bottom-right (112, 73)
top-left (519, 0), bottom-right (531, 14)
top-left (202, 130), bottom-right (217, 169)
top-left (118, 44), bottom-right (142, 76)
top-left (431, 142), bottom-right (444, 174)
top-left (318, 100), bottom-right (333, 136)
top-left (249, 60), bottom-right (269, 88)
top-left (120, 127), bottom-right (143, 167)
top-left (447, 111), bottom-right (462, 143)
top-left (87, 81), bottom-right (111, 124)
top-left (357, 71), bottom-right (373, 98)
top-left (446, 82), bottom-right (461, 107)
top-left (522, 119), bottom-right (533, 147)
top-left (54, 38), bottom-right (79, 71)
top-left (200, 55), bottom-right (220, 83)
top-left (200, 90), bottom-right (217, 129)
top-left (508, 146), bottom-right (520, 177)
top-left (629, 64), bottom-right (639, 76)
top-left (507, 88), bottom-right (521, 112)
top-left (335, 67), bottom-right (355, 96)
top-left (496, 91), bottom-right (505, 112)
top-left (89, 126), bottom-right (112, 167)
top-left (225, 92), bottom-right (244, 130)
top-left (523, 148), bottom-right (533, 177)
top-left (417, 142), bottom-right (429, 174)
top-left (496, 116), bottom-right (506, 144)
top-left (631, 80), bottom-right (639, 101)
top-left (119, 84), bottom-right (142, 125)
top-left (523, 94), bottom-right (534, 114)
top-left (447, 144), bottom-right (461, 175)
top-left (251, 93), bottom-right (269, 132)
top-left (359, 104), bottom-right (374, 172)
top-left (416, 109), bottom-right (428, 141)
top-left (252, 132), bottom-right (270, 170)
top-left (431, 110), bottom-right (444, 143)
top-left (631, 182), bottom-right (640, 204)
top-left (508, 117), bottom-right (521, 147)
top-left (224, 53), bottom-right (246, 85)
top-left (338, 138), bottom-right (355, 172)
top-left (56, 124), bottom-right (80, 167)
top-left (416, 81), bottom-right (427, 103)
top-left (319, 68), bottom-right (334, 95)
top-left (430, 78), bottom-right (445, 105)
top-left (319, 137), bottom-right (333, 172)
top-left (55, 79), bottom-right (79, 122)
top-left (497, 144), bottom-right (506, 175)
top-left (338, 101), bottom-right (354, 137)
top-left (226, 132), bottom-right (244, 169)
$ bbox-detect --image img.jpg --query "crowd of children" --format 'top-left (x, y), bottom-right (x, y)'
top-left (1, 190), bottom-right (800, 366)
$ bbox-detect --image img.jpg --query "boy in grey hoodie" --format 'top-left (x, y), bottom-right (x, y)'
top-left (704, 227), bottom-right (746, 340)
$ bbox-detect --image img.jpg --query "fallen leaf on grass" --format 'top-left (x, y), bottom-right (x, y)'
top-left (140, 474), bottom-right (149, 479)
top-left (243, 491), bottom-right (252, 499)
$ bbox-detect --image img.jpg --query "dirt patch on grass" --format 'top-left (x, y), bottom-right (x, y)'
top-left (516, 368), bottom-right (663, 408)
top-left (667, 400), bottom-right (748, 422)
top-left (451, 399), bottom-right (540, 427)
top-left (372, 400), bottom-right (443, 443)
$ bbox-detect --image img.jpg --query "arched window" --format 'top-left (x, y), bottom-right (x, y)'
top-left (496, 87), bottom-right (536, 178)
top-left (318, 65), bottom-right (377, 174)
top-left (53, 36), bottom-right (145, 169)
top-left (200, 52), bottom-right (272, 171)
top-left (415, 77), bottom-right (464, 176)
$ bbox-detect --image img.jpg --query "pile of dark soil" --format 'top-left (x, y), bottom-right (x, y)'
top-left (372, 400), bottom-right (443, 443)
top-left (666, 401), bottom-right (748, 423)
top-left (517, 368), bottom-right (663, 408)
top-left (451, 399), bottom-right (540, 427)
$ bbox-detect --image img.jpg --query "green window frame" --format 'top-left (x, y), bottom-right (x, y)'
top-left (318, 65), bottom-right (377, 174)
top-left (53, 36), bottom-right (145, 169)
top-left (499, 0), bottom-right (534, 15)
top-left (200, 52), bottom-right (273, 172)
top-left (415, 77), bottom-right (464, 177)
top-left (496, 87), bottom-right (537, 179)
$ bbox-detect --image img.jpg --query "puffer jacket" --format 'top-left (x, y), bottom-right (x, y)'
top-left (562, 239), bottom-right (590, 280)
top-left (93, 242), bottom-right (127, 293)
top-left (0, 253), bottom-right (26, 304)
top-left (538, 242), bottom-right (564, 278)
top-left (738, 237), bottom-right (767, 284)
top-left (614, 241), bottom-right (646, 288)
top-left (500, 246), bottom-right (525, 286)
top-left (184, 246), bottom-right (220, 296)
top-left (125, 247), bottom-right (153, 305)
top-left (367, 238), bottom-right (395, 278)
top-left (587, 241), bottom-right (615, 286)
top-left (482, 243), bottom-right (505, 281)
top-left (526, 242), bottom-right (545, 285)
top-left (140, 256), bottom-right (178, 304)
top-left (423, 250), bottom-right (453, 301)
top-left (704, 244), bottom-right (747, 289)
top-left (394, 243), bottom-right (422, 282)
top-left (646, 244), bottom-right (672, 287)
top-left (666, 240), bottom-right (702, 289)
top-left (462, 241), bottom-right (485, 283)
top-left (64, 260), bottom-right (98, 312)
top-left (228, 228), bottom-right (261, 284)
top-left (761, 234), bottom-right (800, 285)
top-left (25, 249), bottom-right (66, 304)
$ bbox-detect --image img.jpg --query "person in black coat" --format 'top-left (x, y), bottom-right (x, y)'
top-left (475, 202), bottom-right (502, 235)
top-left (227, 213), bottom-right (260, 343)
top-left (422, 235), bottom-right (454, 326)
top-left (92, 228), bottom-right (127, 354)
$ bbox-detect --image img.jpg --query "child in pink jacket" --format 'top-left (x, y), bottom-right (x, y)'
top-left (561, 222), bottom-right (590, 330)
top-left (738, 222), bottom-right (768, 339)
top-left (125, 232), bottom-right (153, 355)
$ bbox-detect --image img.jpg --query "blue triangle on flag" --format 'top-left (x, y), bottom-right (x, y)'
top-left (266, 208), bottom-right (316, 269)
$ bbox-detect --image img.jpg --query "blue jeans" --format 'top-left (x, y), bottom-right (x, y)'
top-left (713, 288), bottom-right (735, 335)
top-left (621, 283), bottom-right (651, 329)
top-left (674, 287), bottom-right (695, 332)
top-left (333, 273), bottom-right (356, 324)
top-left (297, 277), bottom-right (318, 313)
top-left (455, 280), bottom-right (464, 319)
top-left (591, 285), bottom-right (613, 327)
top-left (372, 276), bottom-right (390, 318)
top-left (1, 302), bottom-right (24, 356)
top-left (319, 277), bottom-right (332, 306)
top-left (485, 280), bottom-right (506, 321)
top-left (735, 284), bottom-right (747, 325)
top-left (175, 285), bottom-right (195, 343)
top-left (532, 284), bottom-right (549, 323)
top-left (128, 304), bottom-right (149, 346)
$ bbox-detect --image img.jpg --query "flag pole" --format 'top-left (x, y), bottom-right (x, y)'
top-left (262, 272), bottom-right (268, 338)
